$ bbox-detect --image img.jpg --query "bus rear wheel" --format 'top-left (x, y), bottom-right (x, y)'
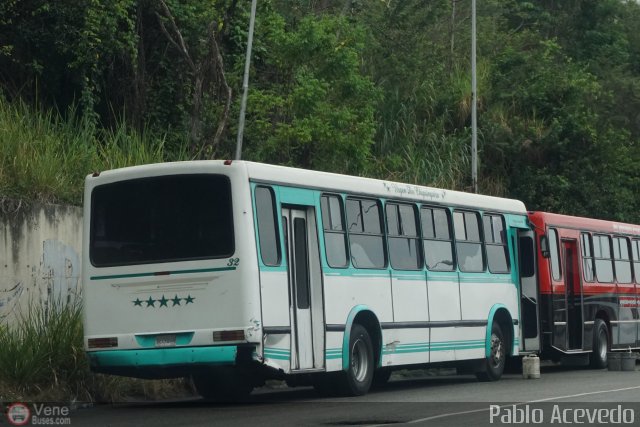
top-left (590, 319), bottom-right (609, 369)
top-left (193, 367), bottom-right (254, 402)
top-left (476, 322), bottom-right (506, 382)
top-left (336, 324), bottom-right (374, 396)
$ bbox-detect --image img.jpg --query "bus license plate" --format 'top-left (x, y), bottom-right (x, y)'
top-left (155, 334), bottom-right (177, 347)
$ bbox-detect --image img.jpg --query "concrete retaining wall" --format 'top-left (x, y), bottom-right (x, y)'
top-left (1, 203), bottom-right (82, 325)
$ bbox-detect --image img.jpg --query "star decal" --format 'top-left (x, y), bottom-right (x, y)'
top-left (158, 295), bottom-right (168, 307)
top-left (132, 295), bottom-right (194, 308)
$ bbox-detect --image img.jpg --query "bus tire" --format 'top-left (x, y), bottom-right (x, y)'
top-left (590, 319), bottom-right (609, 369)
top-left (337, 323), bottom-right (374, 396)
top-left (193, 367), bottom-right (254, 402)
top-left (476, 322), bottom-right (506, 382)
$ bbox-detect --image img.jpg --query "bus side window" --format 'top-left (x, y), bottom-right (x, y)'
top-left (346, 197), bottom-right (386, 269)
top-left (255, 186), bottom-right (281, 266)
top-left (386, 202), bottom-right (421, 270)
top-left (549, 229), bottom-right (562, 281)
top-left (483, 214), bottom-right (510, 274)
top-left (580, 233), bottom-right (594, 281)
top-left (613, 236), bottom-right (632, 284)
top-left (453, 210), bottom-right (484, 272)
top-left (593, 234), bottom-right (614, 283)
top-left (320, 194), bottom-right (349, 268)
top-left (421, 206), bottom-right (455, 271)
top-left (632, 240), bottom-right (640, 283)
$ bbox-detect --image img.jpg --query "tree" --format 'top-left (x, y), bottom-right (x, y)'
top-left (155, 0), bottom-right (232, 157)
top-left (229, 6), bottom-right (379, 174)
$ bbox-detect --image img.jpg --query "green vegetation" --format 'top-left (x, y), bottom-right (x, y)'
top-left (0, 298), bottom-right (87, 400)
top-left (0, 98), bottom-right (181, 205)
top-left (3, 0), bottom-right (639, 219)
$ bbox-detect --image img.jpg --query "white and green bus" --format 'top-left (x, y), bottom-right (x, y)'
top-left (83, 160), bottom-right (538, 399)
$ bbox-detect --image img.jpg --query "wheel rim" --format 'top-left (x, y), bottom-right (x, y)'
top-left (351, 337), bottom-right (369, 383)
top-left (489, 332), bottom-right (504, 369)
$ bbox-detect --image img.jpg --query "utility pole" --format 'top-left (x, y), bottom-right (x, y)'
top-left (235, 0), bottom-right (258, 160)
top-left (471, 0), bottom-right (478, 193)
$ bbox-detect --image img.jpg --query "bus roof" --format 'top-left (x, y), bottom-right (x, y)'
top-left (244, 161), bottom-right (526, 214)
top-left (528, 211), bottom-right (640, 237)
top-left (86, 160), bottom-right (527, 214)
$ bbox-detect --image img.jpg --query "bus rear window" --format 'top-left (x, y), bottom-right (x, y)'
top-left (90, 174), bottom-right (233, 267)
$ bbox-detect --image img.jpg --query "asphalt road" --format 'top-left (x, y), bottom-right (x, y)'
top-left (70, 363), bottom-right (640, 427)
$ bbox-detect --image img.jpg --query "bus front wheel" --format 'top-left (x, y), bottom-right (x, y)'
top-left (337, 323), bottom-right (374, 396)
top-left (476, 322), bottom-right (506, 382)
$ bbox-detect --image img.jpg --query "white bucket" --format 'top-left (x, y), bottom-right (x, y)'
top-left (522, 355), bottom-right (540, 379)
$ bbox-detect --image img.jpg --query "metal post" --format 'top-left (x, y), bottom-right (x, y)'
top-left (235, 0), bottom-right (258, 160)
top-left (471, 0), bottom-right (478, 193)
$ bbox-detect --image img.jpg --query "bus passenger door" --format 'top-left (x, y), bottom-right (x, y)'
top-left (518, 230), bottom-right (540, 351)
top-left (562, 240), bottom-right (584, 350)
top-left (282, 206), bottom-right (325, 371)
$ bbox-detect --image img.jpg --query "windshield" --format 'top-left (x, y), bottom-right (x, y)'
top-left (90, 174), bottom-right (234, 267)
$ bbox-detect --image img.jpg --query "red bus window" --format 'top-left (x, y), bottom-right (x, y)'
top-left (581, 233), bottom-right (594, 282)
top-left (613, 237), bottom-right (632, 284)
top-left (593, 234), bottom-right (614, 283)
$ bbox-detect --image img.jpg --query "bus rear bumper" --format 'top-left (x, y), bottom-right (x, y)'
top-left (87, 345), bottom-right (241, 378)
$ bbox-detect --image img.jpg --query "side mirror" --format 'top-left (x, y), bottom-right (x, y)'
top-left (540, 235), bottom-right (550, 258)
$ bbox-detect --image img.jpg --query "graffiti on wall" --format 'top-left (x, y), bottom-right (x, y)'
top-left (42, 239), bottom-right (80, 303)
top-left (0, 282), bottom-right (24, 321)
top-left (1, 239), bottom-right (80, 322)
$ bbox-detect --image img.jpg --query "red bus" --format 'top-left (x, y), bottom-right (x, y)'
top-left (527, 211), bottom-right (640, 367)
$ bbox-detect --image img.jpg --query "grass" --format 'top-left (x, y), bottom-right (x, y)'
top-left (0, 297), bottom-right (193, 403)
top-left (0, 298), bottom-right (87, 400)
top-left (372, 77), bottom-right (473, 192)
top-left (370, 126), bottom-right (471, 191)
top-left (0, 97), bottom-right (185, 206)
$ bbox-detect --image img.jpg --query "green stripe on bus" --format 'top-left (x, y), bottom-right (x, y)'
top-left (430, 340), bottom-right (484, 346)
top-left (264, 347), bottom-right (291, 360)
top-left (459, 278), bottom-right (512, 284)
top-left (432, 344), bottom-right (485, 351)
top-left (264, 354), bottom-right (290, 360)
top-left (381, 339), bottom-right (486, 355)
top-left (326, 348), bottom-right (342, 359)
top-left (383, 348), bottom-right (429, 354)
top-left (90, 266), bottom-right (236, 281)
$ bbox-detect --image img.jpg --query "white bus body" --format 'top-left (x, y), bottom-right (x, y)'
top-left (83, 160), bottom-right (533, 398)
